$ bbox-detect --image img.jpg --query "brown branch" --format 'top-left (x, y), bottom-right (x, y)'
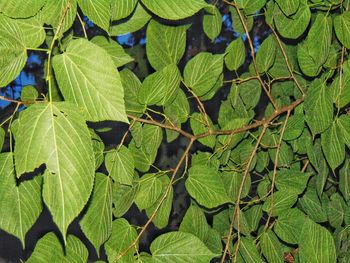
top-left (114, 138), bottom-right (195, 262)
top-left (223, 0), bottom-right (277, 109)
top-left (0, 96), bottom-right (23, 105)
top-left (221, 124), bottom-right (268, 263)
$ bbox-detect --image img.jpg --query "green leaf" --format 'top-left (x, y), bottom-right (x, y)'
top-left (222, 171), bottom-right (251, 202)
top-left (80, 173), bottom-right (112, 255)
top-left (274, 208), bottom-right (306, 244)
top-left (234, 237), bottom-right (262, 263)
top-left (339, 161), bottom-right (350, 202)
top-left (40, 0), bottom-right (77, 36)
top-left (297, 14), bottom-right (332, 77)
top-left (184, 52), bottom-right (224, 96)
top-left (113, 174), bottom-right (139, 217)
top-left (145, 176), bottom-right (173, 229)
top-left (14, 16), bottom-right (46, 48)
top-left (90, 130), bottom-right (104, 170)
top-left (0, 127), bottom-right (4, 150)
top-left (262, 190), bottom-right (298, 216)
top-left (138, 64), bottom-right (181, 106)
top-left (0, 0), bottom-right (45, 18)
top-left (20, 85), bottom-right (38, 103)
top-left (235, 0), bottom-right (267, 15)
top-left (256, 35), bottom-right (277, 73)
top-left (338, 115), bottom-right (350, 148)
top-left (179, 204), bottom-right (209, 242)
top-left (275, 0), bottom-right (300, 16)
top-left (334, 11), bottom-right (350, 49)
top-left (204, 228), bottom-right (222, 255)
top-left (14, 102), bottom-right (95, 240)
top-left (0, 15), bottom-right (27, 87)
top-left (105, 146), bottom-right (134, 186)
top-left (229, 7), bottom-right (254, 35)
top-left (185, 165), bottom-right (230, 208)
top-left (164, 89), bottom-right (190, 124)
top-left (77, 0), bottom-right (110, 32)
top-left (141, 0), bottom-right (208, 20)
top-left (203, 6), bottom-right (222, 41)
top-left (283, 113), bottom-right (304, 141)
top-left (299, 219), bottom-right (337, 263)
top-left (109, 3), bottom-right (151, 36)
top-left (111, 0), bottom-right (138, 21)
top-left (327, 193), bottom-right (346, 228)
top-left (274, 170), bottom-right (311, 194)
top-left (330, 70), bottom-right (350, 109)
top-left (299, 188), bottom-right (327, 223)
top-left (190, 112), bottom-right (216, 148)
top-left (105, 218), bottom-right (138, 263)
top-left (150, 232), bottom-right (217, 262)
top-left (245, 205), bottom-right (263, 233)
top-left (91, 36), bottom-right (134, 68)
top-left (304, 81), bottom-right (333, 135)
top-left (0, 153), bottom-right (42, 246)
top-left (238, 79), bottom-right (261, 109)
top-left (321, 121), bottom-right (345, 170)
top-left (52, 38), bottom-right (128, 122)
top-left (146, 20), bottom-right (188, 70)
top-left (135, 173), bottom-right (165, 210)
top-left (260, 230), bottom-right (284, 263)
top-left (27, 233), bottom-right (88, 263)
top-left (225, 37), bottom-right (246, 71)
top-left (120, 68), bottom-right (146, 115)
top-left (274, 0), bottom-right (311, 39)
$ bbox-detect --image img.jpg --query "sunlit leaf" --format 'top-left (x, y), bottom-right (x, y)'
top-left (77, 0), bottom-right (110, 32)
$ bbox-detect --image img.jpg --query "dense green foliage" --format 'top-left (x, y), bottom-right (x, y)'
top-left (0, 0), bottom-right (350, 262)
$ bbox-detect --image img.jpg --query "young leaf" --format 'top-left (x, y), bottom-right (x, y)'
top-left (52, 38), bottom-right (128, 122)
top-left (40, 0), bottom-right (77, 36)
top-left (274, 0), bottom-right (311, 39)
top-left (138, 64), bottom-right (181, 106)
top-left (179, 204), bottom-right (209, 242)
top-left (275, 0), bottom-right (300, 16)
top-left (260, 230), bottom-right (285, 263)
top-left (145, 177), bottom-right (173, 229)
top-left (146, 20), bottom-right (188, 70)
top-left (105, 146), bottom-right (135, 186)
top-left (274, 208), bottom-right (306, 244)
top-left (110, 0), bottom-right (137, 21)
top-left (334, 11), bottom-right (350, 49)
top-left (150, 232), bottom-right (217, 262)
top-left (304, 82), bottom-right (333, 135)
top-left (105, 219), bottom-right (138, 263)
top-left (14, 102), bottom-right (95, 241)
top-left (262, 190), bottom-right (298, 216)
top-left (77, 0), bottom-right (110, 32)
top-left (185, 165), bottom-right (231, 208)
top-left (80, 173), bottom-right (112, 255)
top-left (135, 173), bottom-right (165, 210)
top-left (109, 3), bottom-right (151, 36)
top-left (203, 6), bottom-right (222, 41)
top-left (256, 35), bottom-right (277, 73)
top-left (0, 0), bottom-right (45, 18)
top-left (0, 15), bottom-right (27, 87)
top-left (339, 161), bottom-right (350, 202)
top-left (91, 36), bottom-right (133, 68)
top-left (321, 121), bottom-right (345, 170)
top-left (184, 52), bottom-right (224, 96)
top-left (26, 233), bottom-right (88, 263)
top-left (113, 175), bottom-right (139, 218)
top-left (141, 0), bottom-right (209, 20)
top-left (299, 219), bottom-right (337, 263)
top-left (0, 153), bottom-right (42, 247)
top-left (225, 37), bottom-right (246, 71)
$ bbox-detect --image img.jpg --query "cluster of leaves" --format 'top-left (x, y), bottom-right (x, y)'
top-left (1, 0), bottom-right (350, 262)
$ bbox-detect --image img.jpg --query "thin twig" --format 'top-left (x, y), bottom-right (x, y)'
top-left (221, 124), bottom-right (268, 263)
top-left (114, 138), bottom-right (195, 262)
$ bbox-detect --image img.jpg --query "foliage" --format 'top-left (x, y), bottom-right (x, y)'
top-left (1, 0), bottom-right (350, 262)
